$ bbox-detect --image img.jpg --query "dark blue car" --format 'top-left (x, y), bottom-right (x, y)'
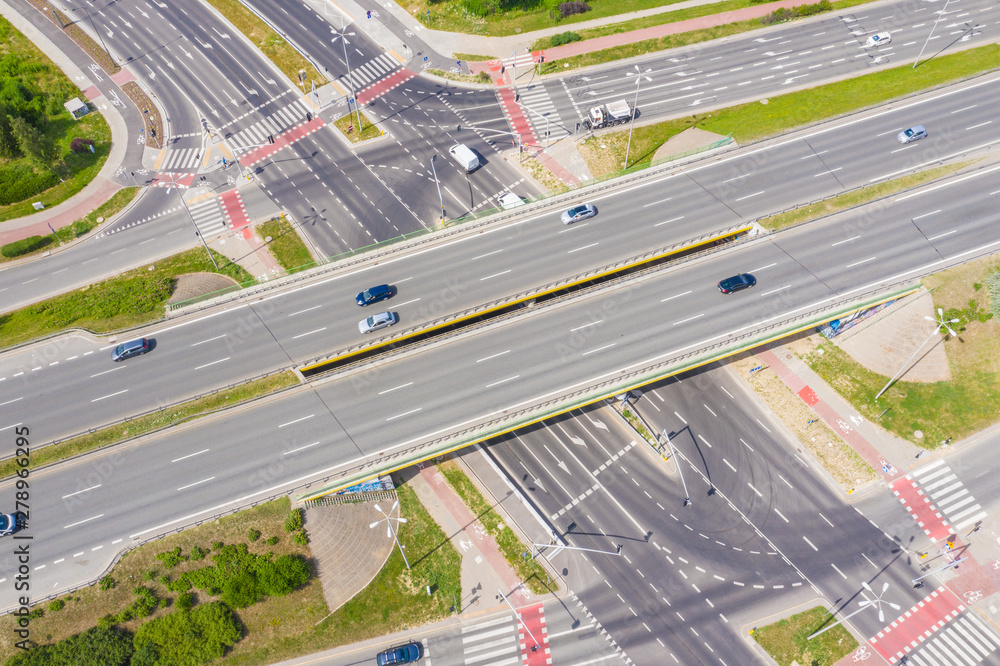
top-left (376, 642), bottom-right (422, 665)
top-left (718, 273), bottom-right (756, 294)
top-left (356, 284), bottom-right (393, 307)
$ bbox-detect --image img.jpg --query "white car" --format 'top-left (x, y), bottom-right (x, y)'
top-left (498, 192), bottom-right (525, 210)
top-left (864, 32), bottom-right (891, 48)
top-left (358, 311), bottom-right (398, 334)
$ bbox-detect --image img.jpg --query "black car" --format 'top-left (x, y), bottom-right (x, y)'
top-left (356, 284), bottom-right (393, 307)
top-left (376, 642), bottom-right (422, 665)
top-left (111, 338), bottom-right (150, 361)
top-left (718, 273), bottom-right (756, 294)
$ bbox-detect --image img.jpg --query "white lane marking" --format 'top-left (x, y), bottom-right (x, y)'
top-left (394, 298), bottom-right (421, 307)
top-left (292, 328), bottom-right (326, 340)
top-left (486, 375), bottom-right (519, 388)
top-left (288, 304), bottom-right (323, 317)
top-left (91, 389), bottom-right (128, 403)
top-left (759, 286), bottom-right (791, 297)
top-left (673, 314), bottom-right (704, 326)
top-left (476, 350), bottom-right (511, 363)
top-left (387, 408), bottom-right (422, 421)
top-left (951, 104), bottom-right (978, 113)
top-left (480, 269), bottom-right (512, 281)
top-left (194, 357), bottom-right (230, 370)
top-left (582, 344), bottom-right (615, 356)
top-left (814, 167), bottom-right (843, 177)
top-left (661, 291), bottom-right (692, 303)
top-left (62, 484), bottom-right (101, 499)
top-left (0, 397), bottom-right (24, 407)
top-left (803, 536), bottom-right (819, 551)
top-left (571, 320), bottom-right (603, 332)
top-left (966, 121), bottom-right (992, 130)
top-left (471, 249), bottom-right (504, 261)
top-left (172, 449), bottom-right (209, 463)
top-left (775, 509), bottom-right (789, 523)
top-left (832, 235), bottom-right (861, 246)
top-left (283, 441), bottom-right (320, 455)
top-left (912, 210), bottom-right (941, 221)
top-left (569, 243), bottom-right (599, 254)
top-left (748, 483), bottom-right (762, 497)
top-left (654, 216), bottom-right (685, 227)
top-left (177, 477), bottom-right (216, 491)
top-left (65, 514), bottom-right (104, 529)
top-left (820, 513), bottom-right (834, 527)
top-left (927, 230), bottom-right (957, 241)
top-left (379, 382), bottom-right (414, 395)
top-left (278, 415), bottom-right (315, 428)
top-left (191, 334), bottom-right (227, 346)
top-left (90, 367), bottom-right (125, 378)
top-left (734, 191), bottom-right (764, 201)
top-left (846, 257), bottom-right (877, 269)
top-left (643, 196), bottom-right (673, 207)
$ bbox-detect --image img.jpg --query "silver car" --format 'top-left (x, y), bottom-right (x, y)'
top-left (897, 125), bottom-right (927, 144)
top-left (561, 203), bottom-right (597, 224)
top-left (359, 311), bottom-right (398, 334)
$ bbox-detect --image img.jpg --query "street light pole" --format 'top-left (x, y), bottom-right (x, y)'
top-left (430, 155), bottom-right (445, 223)
top-left (332, 28), bottom-right (363, 132)
top-left (661, 429), bottom-right (690, 506)
top-left (625, 65), bottom-right (652, 169)
top-left (369, 501), bottom-right (410, 569)
top-left (498, 588), bottom-right (539, 648)
top-left (913, 0), bottom-right (953, 68)
top-left (875, 308), bottom-right (958, 400)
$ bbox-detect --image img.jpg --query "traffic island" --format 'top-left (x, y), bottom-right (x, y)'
top-left (333, 111), bottom-right (384, 144)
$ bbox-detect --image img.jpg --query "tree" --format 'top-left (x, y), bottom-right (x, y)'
top-left (132, 601), bottom-right (242, 665)
top-left (10, 117), bottom-right (56, 165)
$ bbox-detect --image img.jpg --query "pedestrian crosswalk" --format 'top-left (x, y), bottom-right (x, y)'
top-left (227, 99), bottom-right (313, 152)
top-left (159, 147), bottom-right (202, 171)
top-left (516, 83), bottom-right (570, 142)
top-left (185, 196), bottom-right (227, 240)
top-left (904, 610), bottom-right (1000, 665)
top-left (337, 53), bottom-right (400, 96)
top-left (911, 460), bottom-right (987, 532)
top-left (460, 614), bottom-right (521, 665)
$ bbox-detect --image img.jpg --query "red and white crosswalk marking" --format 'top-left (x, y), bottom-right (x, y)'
top-left (869, 586), bottom-right (965, 663)
top-left (518, 602), bottom-right (551, 665)
top-left (355, 67), bottom-right (416, 106)
top-left (239, 117), bottom-right (325, 167)
top-left (891, 474), bottom-right (952, 543)
top-left (219, 189), bottom-right (249, 230)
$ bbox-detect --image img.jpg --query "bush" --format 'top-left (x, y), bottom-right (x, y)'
top-left (292, 530), bottom-right (309, 546)
top-left (28, 608), bottom-right (43, 620)
top-left (212, 541), bottom-right (224, 550)
top-left (70, 137), bottom-right (94, 153)
top-left (133, 602), bottom-right (242, 664)
top-left (142, 569), bottom-right (157, 582)
top-left (159, 575), bottom-right (171, 586)
top-left (558, 1), bottom-right (590, 18)
top-left (222, 572), bottom-right (261, 608)
top-left (7, 626), bottom-right (134, 666)
top-left (0, 161), bottom-right (59, 205)
top-left (48, 599), bottom-right (65, 612)
top-left (1, 234), bottom-right (50, 258)
top-left (266, 536), bottom-right (279, 546)
top-left (248, 528), bottom-right (261, 542)
top-left (986, 271), bottom-right (1000, 318)
top-left (191, 545), bottom-right (209, 560)
top-left (168, 576), bottom-right (192, 592)
top-left (100, 576), bottom-right (115, 591)
top-left (157, 546), bottom-right (188, 568)
top-left (176, 592), bottom-right (196, 610)
top-left (760, 0), bottom-right (831, 24)
top-left (550, 31), bottom-right (581, 47)
top-left (284, 508), bottom-right (303, 533)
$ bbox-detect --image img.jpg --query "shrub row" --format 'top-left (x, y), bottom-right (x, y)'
top-left (760, 0), bottom-right (832, 25)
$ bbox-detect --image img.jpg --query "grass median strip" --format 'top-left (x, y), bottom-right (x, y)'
top-left (0, 370), bottom-right (299, 479)
top-left (753, 605), bottom-right (858, 666)
top-left (579, 43), bottom-right (1000, 179)
top-left (204, 0), bottom-right (321, 87)
top-left (0, 247), bottom-right (251, 349)
top-left (256, 217), bottom-right (315, 274)
top-left (439, 458), bottom-right (557, 595)
top-left (758, 161), bottom-right (976, 231)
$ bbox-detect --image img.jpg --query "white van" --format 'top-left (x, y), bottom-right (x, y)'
top-left (448, 144), bottom-right (480, 172)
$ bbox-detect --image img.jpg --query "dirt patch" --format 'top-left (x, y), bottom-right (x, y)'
top-left (729, 352), bottom-right (878, 492)
top-left (168, 272), bottom-right (240, 304)
top-left (652, 127), bottom-right (729, 161)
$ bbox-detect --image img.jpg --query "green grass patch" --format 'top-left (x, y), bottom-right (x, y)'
top-left (753, 606), bottom-right (858, 666)
top-left (759, 161), bottom-right (974, 231)
top-left (202, 0), bottom-right (322, 88)
top-left (426, 68), bottom-right (493, 85)
top-left (0, 247), bottom-right (252, 348)
top-left (0, 370), bottom-right (298, 479)
top-left (453, 52), bottom-right (497, 62)
top-left (535, 0), bottom-right (872, 70)
top-left (256, 217), bottom-right (315, 274)
top-left (227, 480), bottom-right (462, 664)
top-left (332, 111), bottom-right (383, 143)
top-left (403, 0), bottom-right (745, 38)
top-left (802, 254), bottom-right (1000, 447)
top-left (439, 459), bottom-right (557, 595)
top-left (0, 187), bottom-right (138, 262)
top-left (0, 498), bottom-right (320, 665)
top-left (0, 15), bottom-right (112, 220)
top-left (578, 43), bottom-right (1000, 178)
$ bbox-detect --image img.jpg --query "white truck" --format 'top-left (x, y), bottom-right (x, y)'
top-left (581, 100), bottom-right (635, 131)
